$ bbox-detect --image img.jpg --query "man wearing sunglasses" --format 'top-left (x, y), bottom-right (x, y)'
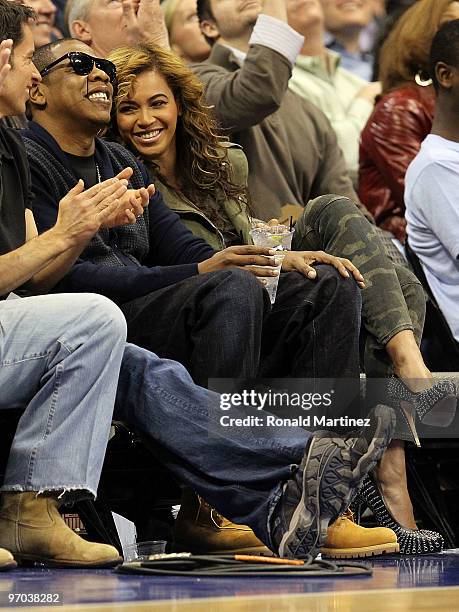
top-left (0, 3), bottom-right (395, 569)
top-left (39, 49), bottom-right (117, 82)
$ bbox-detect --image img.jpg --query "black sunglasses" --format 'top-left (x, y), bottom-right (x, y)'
top-left (40, 51), bottom-right (117, 83)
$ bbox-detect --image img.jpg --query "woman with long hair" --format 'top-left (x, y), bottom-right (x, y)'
top-left (108, 42), bottom-right (455, 554)
top-left (110, 45), bottom-right (251, 251)
top-left (359, 0), bottom-right (459, 243)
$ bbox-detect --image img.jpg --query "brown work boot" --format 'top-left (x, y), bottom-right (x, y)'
top-left (321, 510), bottom-right (399, 559)
top-left (0, 547), bottom-right (16, 571)
top-left (173, 489), bottom-right (271, 555)
top-left (0, 492), bottom-right (122, 568)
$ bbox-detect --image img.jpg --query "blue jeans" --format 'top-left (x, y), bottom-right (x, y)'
top-left (0, 293), bottom-right (127, 500)
top-left (122, 267), bottom-right (362, 386)
top-left (0, 293), bottom-right (312, 545)
top-left (114, 344), bottom-right (311, 545)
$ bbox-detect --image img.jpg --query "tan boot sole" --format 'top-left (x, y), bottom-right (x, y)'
top-left (14, 553), bottom-right (122, 568)
top-left (321, 542), bottom-right (400, 559)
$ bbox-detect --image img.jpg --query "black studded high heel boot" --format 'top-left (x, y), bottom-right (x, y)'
top-left (387, 378), bottom-right (457, 448)
top-left (354, 474), bottom-right (444, 555)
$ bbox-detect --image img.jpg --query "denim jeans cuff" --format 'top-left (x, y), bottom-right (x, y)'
top-left (0, 485), bottom-right (96, 504)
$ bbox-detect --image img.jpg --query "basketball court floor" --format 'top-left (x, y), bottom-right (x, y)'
top-left (2, 551), bottom-right (459, 611)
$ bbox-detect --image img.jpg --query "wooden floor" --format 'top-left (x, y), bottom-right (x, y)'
top-left (3, 552), bottom-right (459, 612)
top-left (4, 587), bottom-right (459, 612)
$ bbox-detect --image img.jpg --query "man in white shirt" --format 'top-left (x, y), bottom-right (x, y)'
top-left (287, 0), bottom-right (380, 182)
top-left (405, 18), bottom-right (459, 345)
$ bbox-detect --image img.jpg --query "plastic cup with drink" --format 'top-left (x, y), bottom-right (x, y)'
top-left (249, 223), bottom-right (295, 304)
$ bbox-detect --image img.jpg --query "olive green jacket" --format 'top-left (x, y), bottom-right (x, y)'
top-left (146, 144), bottom-right (253, 251)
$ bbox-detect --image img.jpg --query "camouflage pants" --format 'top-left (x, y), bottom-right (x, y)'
top-left (293, 195), bottom-right (426, 379)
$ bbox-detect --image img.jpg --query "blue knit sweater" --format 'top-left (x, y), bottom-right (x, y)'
top-left (22, 122), bottom-right (215, 305)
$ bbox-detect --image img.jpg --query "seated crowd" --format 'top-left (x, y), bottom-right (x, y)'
top-left (0, 0), bottom-right (457, 571)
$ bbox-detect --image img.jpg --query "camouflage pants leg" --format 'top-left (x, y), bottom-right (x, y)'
top-left (292, 194), bottom-right (426, 379)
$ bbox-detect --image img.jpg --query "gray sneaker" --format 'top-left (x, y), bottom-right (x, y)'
top-left (270, 404), bottom-right (396, 559)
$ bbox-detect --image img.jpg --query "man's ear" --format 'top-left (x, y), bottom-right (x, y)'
top-left (29, 83), bottom-right (47, 110)
top-left (200, 19), bottom-right (220, 43)
top-left (436, 61), bottom-right (454, 89)
top-left (70, 19), bottom-right (92, 43)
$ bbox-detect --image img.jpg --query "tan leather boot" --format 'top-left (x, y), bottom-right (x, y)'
top-left (0, 492), bottom-right (122, 568)
top-left (321, 510), bottom-right (399, 558)
top-left (0, 548), bottom-right (16, 571)
top-left (173, 489), bottom-right (272, 555)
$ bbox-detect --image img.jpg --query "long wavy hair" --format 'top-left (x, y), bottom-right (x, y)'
top-left (108, 43), bottom-right (248, 226)
top-left (379, 0), bottom-right (457, 92)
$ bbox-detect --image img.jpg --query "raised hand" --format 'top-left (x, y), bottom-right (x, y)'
top-left (101, 184), bottom-right (155, 227)
top-left (357, 81), bottom-right (382, 104)
top-left (0, 39), bottom-right (12, 92)
top-left (54, 178), bottom-right (128, 246)
top-left (121, 0), bottom-right (170, 48)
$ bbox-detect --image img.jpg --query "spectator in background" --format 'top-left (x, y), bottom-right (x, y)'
top-left (321, 0), bottom-right (375, 81)
top-left (359, 0), bottom-right (459, 244)
top-left (66, 0), bottom-right (169, 57)
top-left (287, 0), bottom-right (380, 183)
top-left (22, 0), bottom-right (57, 47)
top-left (359, 0), bottom-right (386, 57)
top-left (405, 18), bottom-right (459, 348)
top-left (195, 0), bottom-right (363, 222)
top-left (162, 0), bottom-right (210, 63)
top-left (371, 0), bottom-right (418, 80)
top-left (4, 0), bottom-right (59, 128)
top-left (51, 0), bottom-right (66, 37)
